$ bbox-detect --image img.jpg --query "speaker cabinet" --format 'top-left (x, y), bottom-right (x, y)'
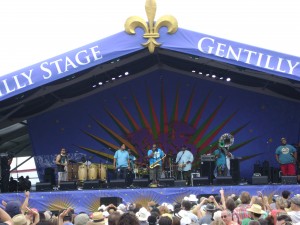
top-left (60, 181), bottom-right (77, 190)
top-left (159, 178), bottom-right (175, 187)
top-left (132, 179), bottom-right (149, 188)
top-left (174, 180), bottom-right (186, 187)
top-left (44, 168), bottom-right (56, 185)
top-left (214, 176), bottom-right (233, 185)
top-left (200, 161), bottom-right (215, 184)
top-left (36, 182), bottom-right (52, 191)
top-left (252, 176), bottom-right (268, 185)
top-left (83, 180), bottom-right (101, 189)
top-left (281, 176), bottom-right (298, 184)
top-left (230, 159), bottom-right (240, 184)
top-left (109, 179), bottom-right (126, 188)
top-left (192, 177), bottom-right (210, 186)
top-left (100, 197), bottom-right (122, 206)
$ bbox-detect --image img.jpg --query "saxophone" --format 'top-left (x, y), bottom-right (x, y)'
top-left (150, 155), bottom-right (166, 169)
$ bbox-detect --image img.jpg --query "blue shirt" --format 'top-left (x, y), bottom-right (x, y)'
top-left (114, 150), bottom-right (129, 168)
top-left (148, 148), bottom-right (164, 167)
top-left (276, 144), bottom-right (296, 164)
top-left (213, 149), bottom-right (226, 166)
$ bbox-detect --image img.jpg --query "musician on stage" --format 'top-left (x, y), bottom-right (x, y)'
top-left (113, 144), bottom-right (130, 179)
top-left (55, 147), bottom-right (68, 188)
top-left (148, 144), bottom-right (165, 186)
top-left (276, 137), bottom-right (297, 176)
top-left (175, 145), bottom-right (194, 185)
top-left (213, 144), bottom-right (232, 177)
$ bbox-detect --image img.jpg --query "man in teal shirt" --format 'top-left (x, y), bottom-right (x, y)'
top-left (276, 137), bottom-right (297, 176)
top-left (114, 144), bottom-right (130, 179)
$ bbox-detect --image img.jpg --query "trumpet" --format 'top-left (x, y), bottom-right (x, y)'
top-left (150, 155), bottom-right (166, 169)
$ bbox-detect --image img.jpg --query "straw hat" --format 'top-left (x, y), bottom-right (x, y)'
top-left (136, 207), bottom-right (150, 221)
top-left (246, 204), bottom-right (265, 214)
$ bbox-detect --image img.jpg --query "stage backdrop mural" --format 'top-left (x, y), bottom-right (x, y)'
top-left (28, 70), bottom-right (300, 181)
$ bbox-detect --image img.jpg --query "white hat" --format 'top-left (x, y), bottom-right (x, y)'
top-left (183, 196), bottom-right (189, 201)
top-left (98, 205), bottom-right (106, 211)
top-left (188, 194), bottom-right (198, 202)
top-left (102, 211), bottom-right (109, 218)
top-left (136, 207), bottom-right (150, 221)
top-left (167, 204), bottom-right (174, 212)
top-left (117, 204), bottom-right (126, 212)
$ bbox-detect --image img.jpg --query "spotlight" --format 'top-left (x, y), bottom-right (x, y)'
top-left (118, 75), bottom-right (122, 78)
top-left (212, 75), bottom-right (216, 78)
top-left (92, 85), bottom-right (97, 88)
top-left (198, 72), bottom-right (202, 75)
top-left (192, 70), bottom-right (196, 73)
top-left (220, 77), bottom-right (223, 80)
top-left (112, 77), bottom-right (115, 80)
top-left (98, 82), bottom-right (103, 85)
top-left (226, 78), bottom-right (231, 82)
top-left (124, 72), bottom-right (129, 76)
top-left (206, 73), bottom-right (210, 77)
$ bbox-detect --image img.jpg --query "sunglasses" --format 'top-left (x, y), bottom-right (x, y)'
top-left (221, 215), bottom-right (227, 218)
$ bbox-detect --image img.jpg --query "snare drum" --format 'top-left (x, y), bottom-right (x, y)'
top-left (88, 163), bottom-right (98, 180)
top-left (78, 164), bottom-right (87, 181)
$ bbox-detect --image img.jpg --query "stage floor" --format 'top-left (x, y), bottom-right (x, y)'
top-left (1, 184), bottom-right (300, 213)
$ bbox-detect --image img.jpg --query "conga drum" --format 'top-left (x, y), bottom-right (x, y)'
top-left (78, 163), bottom-right (87, 181)
top-left (98, 164), bottom-right (107, 180)
top-left (88, 163), bottom-right (98, 180)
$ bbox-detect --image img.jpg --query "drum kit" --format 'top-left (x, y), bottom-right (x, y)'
top-left (67, 160), bottom-right (108, 182)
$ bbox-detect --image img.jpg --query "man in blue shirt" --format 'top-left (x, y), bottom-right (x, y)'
top-left (114, 144), bottom-right (130, 179)
top-left (276, 137), bottom-right (297, 176)
top-left (213, 146), bottom-right (232, 177)
top-left (148, 144), bottom-right (165, 186)
top-left (176, 145), bottom-right (194, 185)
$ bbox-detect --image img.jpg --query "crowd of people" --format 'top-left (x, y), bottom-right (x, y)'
top-left (0, 188), bottom-right (300, 225)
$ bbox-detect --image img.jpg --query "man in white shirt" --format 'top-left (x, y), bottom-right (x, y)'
top-left (176, 145), bottom-right (194, 186)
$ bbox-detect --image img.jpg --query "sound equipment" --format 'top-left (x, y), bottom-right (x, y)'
top-left (174, 180), bottom-right (186, 187)
top-left (270, 167), bottom-right (280, 183)
top-left (214, 176), bottom-right (233, 185)
top-left (252, 176), bottom-right (268, 185)
top-left (60, 181), bottom-right (77, 190)
top-left (200, 161), bottom-right (215, 184)
top-left (36, 182), bottom-right (52, 191)
top-left (100, 197), bottom-right (122, 206)
top-left (201, 155), bottom-right (215, 161)
top-left (44, 167), bottom-right (56, 185)
top-left (159, 178), bottom-right (175, 187)
top-left (230, 158), bottom-right (240, 184)
top-left (83, 180), bottom-right (101, 189)
top-left (192, 177), bottom-right (210, 186)
top-left (132, 179), bottom-right (150, 188)
top-left (109, 179), bottom-right (126, 188)
top-left (281, 176), bottom-right (298, 184)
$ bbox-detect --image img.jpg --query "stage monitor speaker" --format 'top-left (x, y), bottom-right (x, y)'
top-left (132, 179), bottom-right (149, 188)
top-left (252, 176), bottom-right (268, 185)
top-left (100, 197), bottom-right (123, 206)
top-left (192, 177), bottom-right (210, 186)
top-left (109, 179), bottom-right (126, 188)
top-left (36, 182), bottom-right (52, 191)
top-left (174, 180), bottom-right (186, 187)
top-left (159, 178), bottom-right (175, 187)
top-left (281, 176), bottom-right (297, 184)
top-left (214, 176), bottom-right (233, 185)
top-left (60, 181), bottom-right (77, 190)
top-left (83, 180), bottom-right (101, 189)
top-left (230, 159), bottom-right (240, 184)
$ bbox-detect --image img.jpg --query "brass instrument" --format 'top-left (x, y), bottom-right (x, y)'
top-left (219, 133), bottom-right (234, 148)
top-left (150, 155), bottom-right (166, 169)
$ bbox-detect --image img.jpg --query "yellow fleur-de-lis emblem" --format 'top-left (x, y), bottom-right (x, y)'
top-left (125, 0), bottom-right (178, 53)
